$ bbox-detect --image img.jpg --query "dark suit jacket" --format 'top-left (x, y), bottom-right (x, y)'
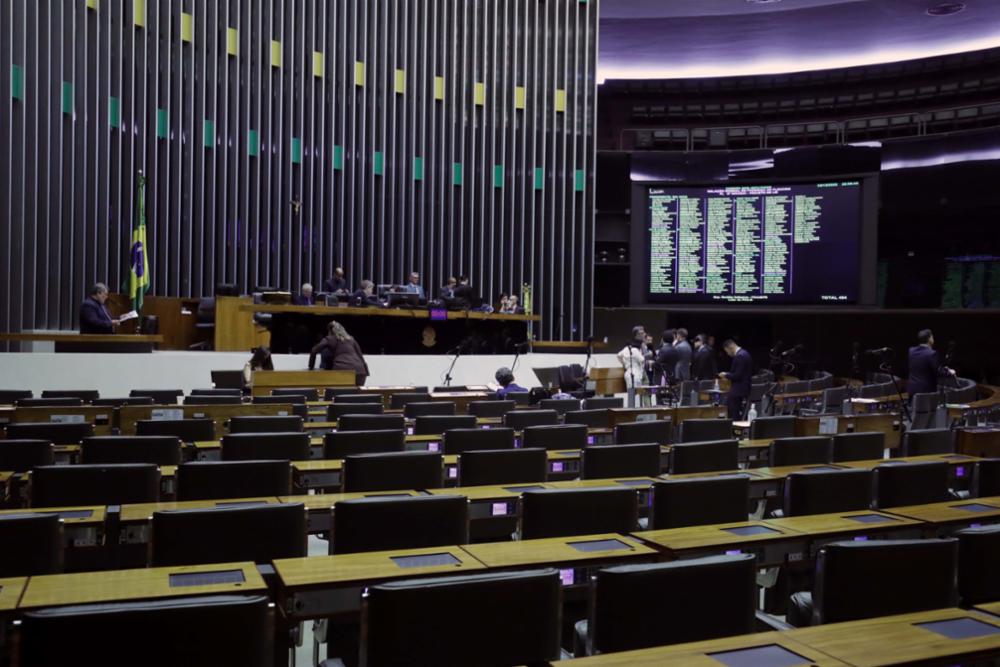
top-left (655, 344), bottom-right (678, 381)
top-left (293, 293), bottom-right (315, 306)
top-left (692, 346), bottom-right (718, 381)
top-left (727, 348), bottom-right (753, 398)
top-left (907, 345), bottom-right (941, 395)
top-left (79, 297), bottom-right (114, 334)
top-left (324, 277), bottom-right (348, 293)
top-left (674, 340), bottom-right (693, 381)
top-left (350, 290), bottom-right (380, 307)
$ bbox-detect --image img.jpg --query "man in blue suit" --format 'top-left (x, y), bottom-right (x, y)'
top-left (78, 283), bottom-right (118, 334)
top-left (720, 339), bottom-right (753, 419)
top-left (907, 329), bottom-right (955, 396)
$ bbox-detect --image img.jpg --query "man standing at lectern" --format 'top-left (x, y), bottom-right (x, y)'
top-left (79, 283), bottom-right (119, 334)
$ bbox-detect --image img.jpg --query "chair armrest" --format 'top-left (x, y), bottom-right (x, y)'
top-left (755, 610), bottom-right (794, 632)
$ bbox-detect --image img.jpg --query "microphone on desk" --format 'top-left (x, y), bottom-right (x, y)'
top-left (769, 340), bottom-right (784, 358)
top-left (780, 344), bottom-right (804, 358)
top-left (513, 341), bottom-right (531, 350)
top-left (865, 347), bottom-right (893, 356)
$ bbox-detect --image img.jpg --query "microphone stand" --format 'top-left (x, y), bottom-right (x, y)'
top-left (625, 343), bottom-right (637, 408)
top-left (880, 359), bottom-right (913, 425)
top-left (443, 342), bottom-right (463, 387)
top-left (511, 342), bottom-right (527, 373)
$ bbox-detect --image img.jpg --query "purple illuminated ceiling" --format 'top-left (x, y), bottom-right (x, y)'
top-left (599, 0), bottom-right (1000, 81)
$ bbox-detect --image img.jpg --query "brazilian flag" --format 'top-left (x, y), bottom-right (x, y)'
top-left (128, 173), bottom-right (151, 311)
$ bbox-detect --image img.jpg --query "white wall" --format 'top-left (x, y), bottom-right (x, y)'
top-left (0, 351), bottom-right (622, 397)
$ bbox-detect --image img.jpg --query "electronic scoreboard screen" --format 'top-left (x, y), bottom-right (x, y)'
top-left (646, 181), bottom-right (863, 304)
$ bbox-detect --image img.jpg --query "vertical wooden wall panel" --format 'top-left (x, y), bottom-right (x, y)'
top-left (0, 0), bottom-right (596, 342)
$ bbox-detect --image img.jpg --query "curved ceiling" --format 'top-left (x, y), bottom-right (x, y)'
top-left (599, 0), bottom-right (1000, 81)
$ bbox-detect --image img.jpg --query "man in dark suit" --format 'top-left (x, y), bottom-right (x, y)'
top-left (720, 339), bottom-right (753, 419)
top-left (323, 267), bottom-right (348, 295)
top-left (692, 333), bottom-right (718, 381)
top-left (79, 283), bottom-right (118, 334)
top-left (673, 328), bottom-right (693, 381)
top-left (655, 329), bottom-right (678, 385)
top-left (293, 283), bottom-right (315, 306)
top-left (907, 329), bottom-right (955, 396)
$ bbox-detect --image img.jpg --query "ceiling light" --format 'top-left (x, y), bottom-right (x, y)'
top-left (926, 2), bottom-right (966, 16)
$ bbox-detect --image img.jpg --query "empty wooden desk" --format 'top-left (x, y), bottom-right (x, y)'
top-left (275, 545), bottom-right (485, 619)
top-left (119, 497), bottom-right (284, 547)
top-left (763, 511), bottom-right (925, 557)
top-left (789, 607), bottom-right (1000, 666)
top-left (662, 468), bottom-right (781, 501)
top-left (0, 505), bottom-right (105, 552)
top-left (976, 601), bottom-right (1000, 618)
top-left (278, 490), bottom-right (423, 533)
top-left (461, 533), bottom-right (659, 587)
top-left (18, 561), bottom-right (266, 610)
top-left (0, 578), bottom-right (27, 614)
top-left (632, 520), bottom-right (808, 567)
top-left (553, 631), bottom-right (845, 666)
top-left (882, 496), bottom-right (1000, 534)
top-left (0, 332), bottom-right (163, 353)
top-left (11, 406), bottom-right (115, 436)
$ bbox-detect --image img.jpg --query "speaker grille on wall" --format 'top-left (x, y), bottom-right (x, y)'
top-left (0, 0), bottom-right (597, 343)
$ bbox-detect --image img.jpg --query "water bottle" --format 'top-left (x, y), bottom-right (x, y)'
top-left (713, 378), bottom-right (720, 392)
top-left (747, 403), bottom-right (758, 423)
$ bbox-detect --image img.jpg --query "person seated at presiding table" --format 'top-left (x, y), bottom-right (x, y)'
top-left (293, 283), bottom-right (315, 306)
top-left (308, 320), bottom-right (370, 385)
top-left (243, 346), bottom-right (275, 387)
top-left (440, 276), bottom-right (458, 300)
top-left (402, 271), bottom-right (425, 300)
top-left (488, 367), bottom-right (527, 398)
top-left (350, 280), bottom-right (381, 307)
top-left (79, 282), bottom-right (120, 334)
top-left (324, 267), bottom-right (349, 295)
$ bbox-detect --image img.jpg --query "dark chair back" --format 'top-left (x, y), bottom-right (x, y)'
top-left (271, 387), bottom-right (319, 401)
top-left (955, 524), bottom-right (1000, 606)
top-left (832, 431), bottom-right (885, 462)
top-left (342, 451), bottom-right (443, 492)
top-left (334, 394), bottom-right (384, 404)
top-left (0, 439), bottom-right (55, 473)
top-left (467, 400), bottom-right (516, 418)
top-left (130, 389), bottom-right (183, 404)
top-left (973, 459), bottom-right (1000, 498)
top-left (336, 413), bottom-right (404, 432)
top-left (503, 409), bottom-right (560, 429)
top-left (41, 389), bottom-right (100, 403)
top-left (190, 388), bottom-right (242, 396)
top-left (328, 403), bottom-right (386, 421)
top-left (811, 539), bottom-right (959, 625)
top-left (389, 392), bottom-right (432, 409)
top-left (81, 436), bottom-right (182, 466)
top-left (92, 396), bottom-right (155, 407)
top-left (152, 503), bottom-right (307, 566)
top-left (183, 395), bottom-right (242, 405)
top-left (136, 418), bottom-right (215, 443)
top-left (405, 402), bottom-right (457, 418)
top-left (228, 415), bottom-right (304, 434)
top-left (331, 495), bottom-right (469, 555)
top-left (873, 461), bottom-right (951, 508)
top-left (581, 444), bottom-right (660, 479)
top-left (323, 387), bottom-right (362, 400)
top-left (221, 432), bottom-right (311, 461)
top-left (670, 439), bottom-right (739, 474)
top-left (520, 488), bottom-right (638, 540)
top-left (614, 419), bottom-right (672, 445)
top-left (768, 436), bottom-right (833, 467)
top-left (679, 418), bottom-right (733, 443)
top-left (442, 427), bottom-right (515, 456)
top-left (749, 416), bottom-right (797, 440)
top-left (0, 389), bottom-right (33, 404)
top-left (565, 409), bottom-right (611, 429)
top-left (901, 428), bottom-right (955, 457)
top-left (583, 397), bottom-right (624, 410)
top-left (176, 460), bottom-right (292, 501)
top-left (361, 569), bottom-right (561, 667)
top-left (412, 415), bottom-right (476, 436)
top-left (587, 555), bottom-right (756, 655)
top-left (538, 398), bottom-right (582, 415)
top-left (783, 469), bottom-right (873, 516)
top-left (0, 513), bottom-right (63, 576)
top-left (434, 385), bottom-right (466, 392)
top-left (253, 394), bottom-right (306, 405)
top-left (31, 463), bottom-right (160, 507)
top-left (6, 422), bottom-right (95, 445)
top-left (820, 386), bottom-right (848, 413)
top-left (323, 430), bottom-right (406, 459)
top-left (458, 448), bottom-right (548, 486)
top-left (16, 397), bottom-right (85, 408)
top-left (522, 423), bottom-right (589, 451)
top-left (20, 595), bottom-right (273, 667)
top-left (651, 476), bottom-right (750, 529)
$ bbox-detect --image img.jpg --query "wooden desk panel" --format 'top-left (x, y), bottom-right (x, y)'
top-left (19, 561), bottom-right (266, 609)
top-left (10, 406), bottom-right (115, 436)
top-left (789, 608), bottom-right (1000, 666)
top-left (634, 521), bottom-right (805, 554)
top-left (119, 403), bottom-right (296, 437)
top-left (556, 632), bottom-right (845, 666)
top-left (762, 511), bottom-right (926, 540)
top-left (250, 370), bottom-right (357, 397)
top-left (957, 427), bottom-right (1000, 458)
top-left (881, 496), bottom-right (1000, 528)
top-left (0, 333), bottom-right (163, 343)
top-left (214, 296), bottom-right (271, 351)
top-left (461, 534), bottom-right (658, 569)
top-left (796, 412), bottom-right (901, 449)
top-left (976, 601), bottom-right (1000, 618)
top-left (0, 505), bottom-right (105, 526)
top-left (278, 490), bottom-right (421, 512)
top-left (543, 477), bottom-right (657, 490)
top-left (427, 484), bottom-right (553, 502)
top-left (0, 577), bottom-right (27, 612)
top-left (119, 497), bottom-right (283, 523)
